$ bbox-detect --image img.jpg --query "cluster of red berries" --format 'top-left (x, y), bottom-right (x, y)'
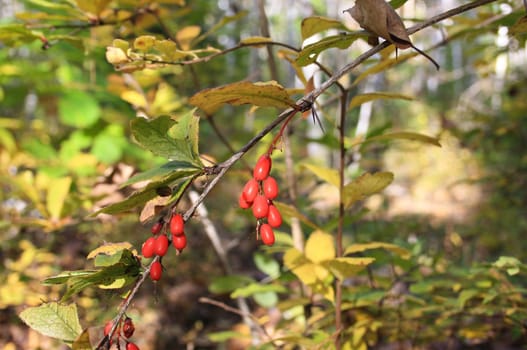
top-left (104, 316), bottom-right (139, 350)
top-left (141, 213), bottom-right (187, 281)
top-left (238, 154), bottom-right (282, 246)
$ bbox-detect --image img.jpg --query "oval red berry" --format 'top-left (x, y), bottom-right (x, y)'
top-left (172, 234), bottom-right (187, 251)
top-left (267, 204), bottom-right (282, 228)
top-left (242, 178), bottom-right (259, 203)
top-left (141, 237), bottom-right (156, 258)
top-left (239, 193), bottom-right (251, 209)
top-left (263, 176), bottom-right (278, 200)
top-left (150, 261), bottom-right (162, 281)
top-left (252, 195), bottom-right (269, 219)
top-left (154, 234), bottom-right (169, 256)
top-left (151, 221), bottom-right (163, 235)
top-left (260, 224), bottom-right (275, 246)
top-left (122, 317), bottom-right (135, 338)
top-left (253, 155), bottom-right (271, 181)
top-left (103, 320), bottom-right (113, 336)
top-left (126, 342), bottom-right (140, 350)
top-left (169, 214), bottom-right (184, 236)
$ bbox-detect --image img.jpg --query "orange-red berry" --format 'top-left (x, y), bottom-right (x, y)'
top-left (170, 214), bottom-right (185, 236)
top-left (122, 317), bottom-right (135, 338)
top-left (154, 234), bottom-right (169, 257)
top-left (141, 237), bottom-right (156, 258)
top-left (263, 176), bottom-right (278, 200)
top-left (253, 155), bottom-right (272, 181)
top-left (260, 224), bottom-right (275, 246)
top-left (151, 221), bottom-right (163, 235)
top-left (172, 234), bottom-right (187, 251)
top-left (150, 261), bottom-right (162, 281)
top-left (267, 204), bottom-right (282, 228)
top-left (252, 195), bottom-right (269, 219)
top-left (239, 193), bottom-right (251, 209)
top-left (126, 342), bottom-right (140, 350)
top-left (242, 178), bottom-right (259, 203)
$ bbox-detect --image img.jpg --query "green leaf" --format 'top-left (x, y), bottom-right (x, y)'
top-left (344, 242), bottom-right (411, 259)
top-left (389, 0), bottom-right (410, 9)
top-left (189, 80), bottom-right (295, 115)
top-left (348, 92), bottom-right (414, 109)
top-left (122, 161), bottom-right (201, 187)
top-left (58, 90), bottom-right (101, 128)
top-left (43, 270), bottom-right (98, 285)
top-left (301, 162), bottom-right (340, 187)
top-left (168, 109), bottom-right (201, 160)
top-left (352, 50), bottom-right (418, 87)
top-left (19, 302), bottom-right (82, 343)
top-left (209, 275), bottom-right (253, 294)
top-left (253, 291), bottom-right (278, 308)
top-left (358, 131), bottom-right (441, 147)
top-left (0, 24), bottom-right (44, 46)
top-left (342, 172), bottom-right (394, 209)
top-left (254, 252), bottom-right (280, 277)
top-left (321, 257), bottom-right (375, 280)
top-left (208, 330), bottom-right (251, 342)
top-left (272, 201), bottom-right (320, 230)
top-left (301, 16), bottom-right (349, 40)
top-left (305, 231), bottom-right (335, 263)
top-left (296, 33), bottom-right (365, 67)
top-left (458, 289), bottom-right (480, 308)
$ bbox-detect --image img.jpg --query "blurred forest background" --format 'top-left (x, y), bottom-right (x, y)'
top-left (1, 0), bottom-right (527, 349)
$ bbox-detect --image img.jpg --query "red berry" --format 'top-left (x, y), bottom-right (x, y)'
top-left (122, 317), bottom-right (135, 338)
top-left (151, 221), bottom-right (163, 235)
top-left (126, 342), bottom-right (140, 350)
top-left (103, 320), bottom-right (113, 336)
top-left (267, 204), bottom-right (282, 228)
top-left (253, 155), bottom-right (271, 181)
top-left (170, 214), bottom-right (184, 236)
top-left (242, 178), bottom-right (259, 203)
top-left (141, 237), bottom-right (156, 258)
top-left (150, 261), bottom-right (162, 281)
top-left (239, 193), bottom-right (251, 209)
top-left (260, 224), bottom-right (275, 246)
top-left (172, 234), bottom-right (187, 252)
top-left (263, 176), bottom-right (278, 200)
top-left (154, 234), bottom-right (169, 256)
top-left (252, 195), bottom-right (269, 219)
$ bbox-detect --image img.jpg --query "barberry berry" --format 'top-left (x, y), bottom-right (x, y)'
top-left (260, 223), bottom-right (275, 246)
top-left (122, 317), bottom-right (135, 338)
top-left (253, 155), bottom-right (272, 181)
top-left (141, 237), bottom-right (156, 258)
top-left (172, 234), bottom-right (187, 252)
top-left (239, 193), bottom-right (251, 209)
top-left (126, 342), bottom-right (140, 350)
top-left (150, 261), bottom-right (162, 281)
top-left (154, 234), bottom-right (169, 257)
top-left (151, 221), bottom-right (163, 235)
top-left (267, 204), bottom-right (282, 228)
top-left (242, 178), bottom-right (259, 203)
top-left (263, 176), bottom-right (278, 200)
top-left (252, 195), bottom-right (269, 219)
top-left (169, 214), bottom-right (185, 236)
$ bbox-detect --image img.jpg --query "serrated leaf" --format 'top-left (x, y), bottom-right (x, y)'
top-left (305, 231), bottom-right (335, 263)
top-left (131, 116), bottom-right (200, 164)
top-left (301, 163), bottom-right (340, 187)
top-left (46, 176), bottom-right (72, 220)
top-left (231, 283), bottom-right (287, 298)
top-left (296, 33), bottom-right (365, 66)
top-left (343, 172), bottom-right (394, 208)
top-left (272, 202), bottom-right (320, 229)
top-left (344, 242), bottom-right (410, 259)
top-left (301, 16), bottom-right (349, 40)
top-left (189, 80), bottom-right (295, 116)
top-left (87, 242), bottom-right (133, 260)
top-left (360, 131), bottom-right (441, 147)
top-left (19, 302), bottom-right (82, 343)
top-left (348, 92), bottom-right (414, 109)
top-left (240, 36), bottom-right (273, 46)
top-left (321, 257), bottom-right (375, 280)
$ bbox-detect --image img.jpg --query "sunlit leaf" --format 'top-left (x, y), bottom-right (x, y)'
top-left (240, 36), bottom-right (273, 46)
top-left (305, 231), bottom-right (335, 263)
top-left (123, 161), bottom-right (201, 187)
top-left (283, 248), bottom-right (319, 285)
top-left (189, 80), bottom-right (295, 116)
top-left (59, 90), bottom-right (101, 128)
top-left (301, 16), bottom-right (349, 40)
top-left (296, 33), bottom-right (364, 66)
top-left (19, 302), bottom-right (82, 343)
top-left (87, 242), bottom-right (133, 260)
top-left (342, 172), bottom-right (394, 208)
top-left (348, 92), bottom-right (414, 109)
top-left (344, 242), bottom-right (411, 259)
top-left (46, 176), bottom-right (72, 220)
top-left (358, 131), bottom-right (441, 147)
top-left (43, 270), bottom-right (98, 285)
top-left (176, 25), bottom-right (201, 50)
top-left (134, 35), bottom-right (156, 51)
top-left (231, 283), bottom-right (287, 298)
top-left (272, 202), bottom-right (320, 229)
top-left (321, 257), bottom-right (375, 280)
top-left (301, 162), bottom-right (340, 187)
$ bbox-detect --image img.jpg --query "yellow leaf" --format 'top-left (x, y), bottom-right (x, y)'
top-left (105, 46), bottom-right (129, 65)
top-left (348, 92), bottom-right (414, 109)
top-left (301, 16), bottom-right (348, 41)
top-left (46, 176), bottom-right (72, 220)
top-left (273, 201), bottom-right (320, 229)
top-left (342, 172), bottom-right (393, 209)
top-left (283, 249), bottom-right (319, 285)
top-left (352, 131), bottom-right (441, 148)
top-left (120, 90), bottom-right (147, 108)
top-left (344, 241), bottom-right (411, 259)
top-left (189, 80), bottom-right (295, 116)
top-left (176, 25), bottom-right (201, 50)
top-left (321, 257), bottom-right (375, 280)
top-left (240, 36), bottom-right (273, 46)
top-left (305, 231), bottom-right (335, 263)
top-left (134, 35), bottom-right (156, 51)
top-left (87, 242), bottom-right (133, 259)
top-left (301, 162), bottom-right (340, 187)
